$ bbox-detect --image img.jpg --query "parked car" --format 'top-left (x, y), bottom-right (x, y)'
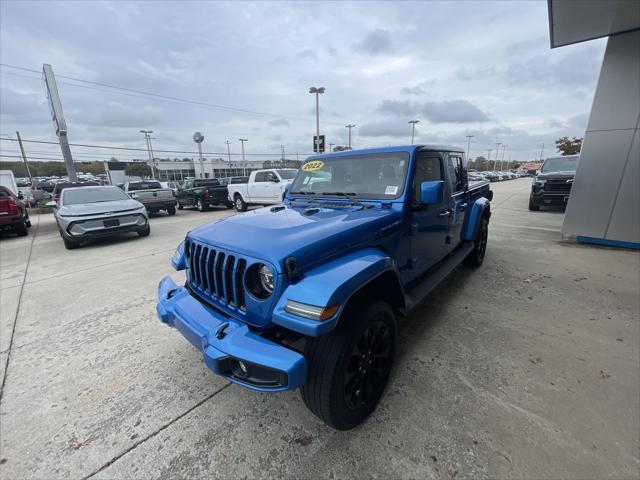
top-left (157, 145), bottom-right (493, 430)
top-left (176, 179), bottom-right (232, 212)
top-left (160, 181), bottom-right (180, 195)
top-left (52, 181), bottom-right (100, 203)
top-left (0, 186), bottom-right (31, 236)
top-left (468, 172), bottom-right (487, 182)
top-left (48, 185), bottom-right (149, 249)
top-left (124, 181), bottom-right (176, 215)
top-left (482, 171), bottom-right (500, 182)
top-left (227, 169), bottom-right (297, 211)
top-left (529, 155), bottom-right (579, 211)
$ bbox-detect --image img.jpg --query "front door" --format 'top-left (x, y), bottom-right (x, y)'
top-left (410, 153), bottom-right (450, 279)
top-left (444, 153), bottom-right (467, 253)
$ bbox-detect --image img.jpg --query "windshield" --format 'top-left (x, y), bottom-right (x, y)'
top-left (290, 152), bottom-right (409, 199)
top-left (62, 186), bottom-right (130, 205)
top-left (541, 156), bottom-right (578, 173)
top-left (276, 169), bottom-right (297, 179)
top-left (128, 181), bottom-right (162, 190)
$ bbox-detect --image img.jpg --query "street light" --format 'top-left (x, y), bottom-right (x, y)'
top-left (500, 144), bottom-right (508, 171)
top-left (139, 129), bottom-right (155, 179)
top-left (465, 135), bottom-right (474, 163)
top-left (345, 124), bottom-right (356, 150)
top-left (224, 140), bottom-right (232, 162)
top-left (408, 120), bottom-right (420, 144)
top-left (239, 138), bottom-right (248, 175)
top-left (309, 87), bottom-right (325, 153)
top-left (494, 142), bottom-right (502, 170)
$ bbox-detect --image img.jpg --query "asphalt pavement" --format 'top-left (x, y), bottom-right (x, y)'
top-left (1, 178), bottom-right (638, 479)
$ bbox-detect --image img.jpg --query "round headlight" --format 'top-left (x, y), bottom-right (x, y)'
top-left (259, 264), bottom-right (274, 294)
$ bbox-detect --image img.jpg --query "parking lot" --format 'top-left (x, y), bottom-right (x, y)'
top-left (1, 178), bottom-right (638, 479)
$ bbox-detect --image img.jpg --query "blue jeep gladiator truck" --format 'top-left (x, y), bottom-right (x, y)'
top-left (157, 145), bottom-right (492, 430)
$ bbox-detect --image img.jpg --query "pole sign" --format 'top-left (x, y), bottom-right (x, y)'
top-left (313, 135), bottom-right (325, 153)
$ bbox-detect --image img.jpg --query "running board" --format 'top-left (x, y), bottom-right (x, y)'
top-left (404, 241), bottom-right (474, 313)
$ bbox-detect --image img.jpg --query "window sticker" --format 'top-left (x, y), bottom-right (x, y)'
top-left (301, 160), bottom-right (325, 172)
top-left (385, 185), bottom-right (399, 195)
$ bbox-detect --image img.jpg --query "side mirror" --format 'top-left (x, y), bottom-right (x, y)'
top-left (420, 180), bottom-right (444, 205)
top-left (268, 174), bottom-right (279, 183)
top-left (45, 201), bottom-right (57, 208)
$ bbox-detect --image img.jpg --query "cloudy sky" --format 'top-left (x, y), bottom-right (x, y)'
top-left (1, 1), bottom-right (605, 163)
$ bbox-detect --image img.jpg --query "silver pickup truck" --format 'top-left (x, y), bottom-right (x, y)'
top-left (124, 181), bottom-right (176, 215)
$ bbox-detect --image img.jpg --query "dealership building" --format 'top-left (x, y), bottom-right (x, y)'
top-left (548, 0), bottom-right (639, 249)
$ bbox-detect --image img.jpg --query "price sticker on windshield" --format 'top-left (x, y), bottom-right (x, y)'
top-left (301, 160), bottom-right (325, 172)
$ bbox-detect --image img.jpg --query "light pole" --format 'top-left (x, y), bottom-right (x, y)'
top-left (487, 149), bottom-right (493, 170)
top-left (139, 129), bottom-right (155, 179)
top-left (408, 120), bottom-right (420, 144)
top-left (539, 143), bottom-right (545, 161)
top-left (309, 87), bottom-right (325, 153)
top-left (494, 142), bottom-right (502, 170)
top-left (465, 135), bottom-right (474, 163)
top-left (500, 144), bottom-right (508, 171)
top-left (345, 124), bottom-right (355, 150)
top-left (193, 132), bottom-right (205, 178)
top-left (224, 140), bottom-right (232, 162)
top-left (239, 138), bottom-right (248, 175)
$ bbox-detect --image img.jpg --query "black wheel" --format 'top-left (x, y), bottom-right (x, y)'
top-left (225, 202), bottom-right (234, 209)
top-left (62, 236), bottom-right (79, 249)
top-left (178, 203), bottom-right (184, 210)
top-left (138, 223), bottom-right (151, 237)
top-left (300, 301), bottom-right (396, 430)
top-left (528, 195), bottom-right (540, 211)
top-left (234, 195), bottom-right (247, 212)
top-left (196, 198), bottom-right (207, 212)
top-left (167, 206), bottom-right (176, 216)
top-left (14, 219), bottom-right (28, 237)
top-left (464, 217), bottom-right (488, 267)
top-left (25, 215), bottom-right (31, 228)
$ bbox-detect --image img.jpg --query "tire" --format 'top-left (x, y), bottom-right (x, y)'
top-left (178, 203), bottom-right (184, 210)
top-left (464, 217), bottom-right (488, 267)
top-left (14, 219), bottom-right (28, 237)
top-left (25, 215), bottom-right (31, 228)
top-left (196, 198), bottom-right (207, 212)
top-left (62, 236), bottom-right (79, 249)
top-left (167, 206), bottom-right (176, 216)
top-left (234, 195), bottom-right (247, 212)
top-left (300, 301), bottom-right (396, 430)
top-left (225, 202), bottom-right (234, 209)
top-left (528, 195), bottom-right (540, 211)
top-left (138, 223), bottom-right (151, 237)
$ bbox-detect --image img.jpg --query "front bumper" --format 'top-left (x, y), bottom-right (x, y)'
top-left (156, 275), bottom-right (307, 392)
top-left (531, 189), bottom-right (570, 206)
top-left (60, 212), bottom-right (148, 239)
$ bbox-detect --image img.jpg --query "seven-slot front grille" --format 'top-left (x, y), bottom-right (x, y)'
top-left (185, 239), bottom-right (248, 310)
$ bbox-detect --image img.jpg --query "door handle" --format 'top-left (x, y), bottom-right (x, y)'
top-left (459, 202), bottom-right (468, 211)
top-left (438, 210), bottom-right (452, 218)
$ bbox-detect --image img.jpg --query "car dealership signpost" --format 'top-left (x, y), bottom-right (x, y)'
top-left (43, 63), bottom-right (77, 181)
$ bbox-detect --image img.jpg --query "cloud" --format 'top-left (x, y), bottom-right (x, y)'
top-left (377, 99), bottom-right (489, 123)
top-left (268, 118), bottom-right (290, 127)
top-left (401, 86), bottom-right (428, 96)
top-left (354, 28), bottom-right (392, 55)
top-left (359, 120), bottom-right (412, 138)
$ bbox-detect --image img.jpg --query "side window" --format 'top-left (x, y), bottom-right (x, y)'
top-left (184, 181), bottom-right (192, 189)
top-left (254, 172), bottom-right (267, 182)
top-left (447, 155), bottom-right (464, 192)
top-left (413, 154), bottom-right (443, 204)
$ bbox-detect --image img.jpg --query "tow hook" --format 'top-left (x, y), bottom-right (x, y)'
top-left (166, 288), bottom-right (178, 299)
top-left (216, 322), bottom-right (230, 340)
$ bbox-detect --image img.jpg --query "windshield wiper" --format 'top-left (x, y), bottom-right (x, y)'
top-left (320, 192), bottom-right (357, 196)
top-left (290, 191), bottom-right (316, 195)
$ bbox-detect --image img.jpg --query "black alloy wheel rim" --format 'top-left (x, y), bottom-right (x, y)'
top-left (343, 319), bottom-right (392, 411)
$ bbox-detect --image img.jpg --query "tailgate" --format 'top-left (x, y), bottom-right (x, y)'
top-left (133, 189), bottom-right (173, 200)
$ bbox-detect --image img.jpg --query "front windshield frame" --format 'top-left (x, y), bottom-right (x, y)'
top-left (289, 152), bottom-right (410, 200)
top-left (62, 186), bottom-right (131, 206)
top-left (541, 156), bottom-right (578, 173)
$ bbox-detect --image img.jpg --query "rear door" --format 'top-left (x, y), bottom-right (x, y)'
top-left (249, 172), bottom-right (268, 202)
top-left (444, 153), bottom-right (468, 253)
top-left (410, 152), bottom-right (450, 279)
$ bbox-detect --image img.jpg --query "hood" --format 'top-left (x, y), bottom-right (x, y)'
top-left (188, 202), bottom-right (403, 273)
top-left (59, 199), bottom-right (144, 216)
top-left (537, 171), bottom-right (575, 179)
